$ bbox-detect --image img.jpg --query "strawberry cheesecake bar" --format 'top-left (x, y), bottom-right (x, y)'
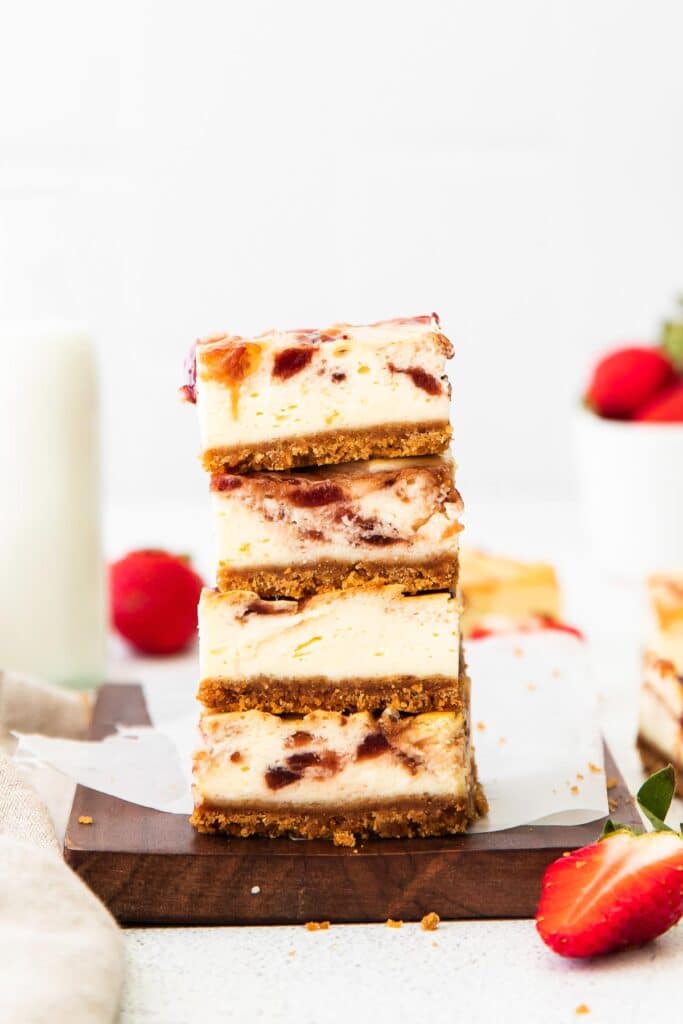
top-left (646, 574), bottom-right (683, 669)
top-left (211, 455), bottom-right (462, 597)
top-left (638, 574), bottom-right (683, 792)
top-left (198, 585), bottom-right (465, 714)
top-left (182, 315), bottom-right (453, 472)
top-left (184, 310), bottom-right (487, 844)
top-left (191, 706), bottom-right (485, 844)
top-left (459, 547), bottom-right (561, 636)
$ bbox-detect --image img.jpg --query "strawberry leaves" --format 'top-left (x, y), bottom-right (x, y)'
top-left (637, 765), bottom-right (677, 833)
top-left (601, 764), bottom-right (677, 839)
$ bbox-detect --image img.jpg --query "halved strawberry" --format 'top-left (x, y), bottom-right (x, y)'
top-left (536, 830), bottom-right (683, 957)
top-left (586, 346), bottom-right (676, 419)
top-left (635, 381), bottom-right (683, 423)
top-left (536, 765), bottom-right (683, 958)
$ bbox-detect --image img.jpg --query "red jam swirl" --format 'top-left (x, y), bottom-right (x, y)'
top-left (200, 342), bottom-right (262, 418)
top-left (388, 362), bottom-right (442, 396)
top-left (211, 475), bottom-right (243, 492)
top-left (286, 730), bottom-right (313, 748)
top-left (265, 766), bottom-right (300, 790)
top-left (179, 341), bottom-right (199, 403)
top-left (356, 732), bottom-right (390, 759)
top-left (289, 481), bottom-right (345, 508)
top-left (272, 346), bottom-right (316, 380)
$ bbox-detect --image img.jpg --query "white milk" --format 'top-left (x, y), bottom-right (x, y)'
top-left (0, 323), bottom-right (105, 687)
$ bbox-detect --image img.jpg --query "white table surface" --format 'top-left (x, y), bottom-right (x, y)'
top-left (99, 497), bottom-right (682, 1023)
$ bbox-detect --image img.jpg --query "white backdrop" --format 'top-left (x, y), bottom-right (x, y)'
top-left (1, 0), bottom-right (682, 506)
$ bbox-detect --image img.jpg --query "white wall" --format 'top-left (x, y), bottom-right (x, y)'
top-left (1, 0), bottom-right (682, 506)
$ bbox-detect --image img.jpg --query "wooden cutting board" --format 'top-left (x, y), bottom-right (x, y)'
top-left (63, 684), bottom-right (640, 925)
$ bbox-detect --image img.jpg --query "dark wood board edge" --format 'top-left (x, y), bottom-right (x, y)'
top-left (64, 684), bottom-right (640, 925)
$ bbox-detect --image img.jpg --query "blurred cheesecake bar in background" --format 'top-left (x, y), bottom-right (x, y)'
top-left (638, 573), bottom-right (683, 793)
top-left (191, 706), bottom-right (485, 845)
top-left (646, 574), bottom-right (683, 669)
top-left (182, 314), bottom-right (453, 472)
top-left (197, 585), bottom-right (466, 714)
top-left (210, 455), bottom-right (462, 597)
top-left (459, 548), bottom-right (561, 637)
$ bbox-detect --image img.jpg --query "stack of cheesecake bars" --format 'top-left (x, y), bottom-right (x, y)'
top-left (183, 314), bottom-right (487, 845)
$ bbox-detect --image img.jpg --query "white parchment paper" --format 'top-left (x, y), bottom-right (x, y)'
top-left (16, 629), bottom-right (608, 830)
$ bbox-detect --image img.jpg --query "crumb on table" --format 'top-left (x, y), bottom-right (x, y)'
top-left (606, 776), bottom-right (617, 790)
top-left (588, 762), bottom-right (602, 774)
top-left (421, 911), bottom-right (440, 932)
top-left (575, 1005), bottom-right (590, 1016)
top-left (333, 829), bottom-right (356, 847)
top-left (385, 918), bottom-right (403, 929)
top-left (305, 921), bottom-right (330, 932)
top-left (78, 815), bottom-right (93, 825)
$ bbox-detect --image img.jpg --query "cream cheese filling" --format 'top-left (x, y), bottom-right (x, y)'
top-left (199, 585), bottom-right (461, 681)
top-left (648, 625), bottom-right (683, 675)
top-left (212, 457), bottom-right (462, 568)
top-left (196, 338), bottom-right (451, 449)
top-left (193, 708), bottom-right (469, 806)
top-left (639, 655), bottom-right (683, 763)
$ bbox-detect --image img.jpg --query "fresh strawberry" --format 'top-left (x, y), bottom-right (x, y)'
top-left (635, 381), bottom-right (683, 423)
top-left (537, 830), bottom-right (683, 957)
top-left (586, 346), bottom-right (676, 419)
top-left (537, 766), bottom-right (683, 958)
top-left (110, 549), bottom-right (204, 655)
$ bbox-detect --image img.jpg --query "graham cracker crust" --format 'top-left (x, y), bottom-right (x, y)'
top-left (202, 421), bottom-right (452, 473)
top-left (190, 786), bottom-right (487, 846)
top-left (637, 734), bottom-right (683, 796)
top-left (198, 672), bottom-right (467, 715)
top-left (216, 554), bottom-right (460, 599)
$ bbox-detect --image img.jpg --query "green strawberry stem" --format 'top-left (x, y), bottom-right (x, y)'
top-left (661, 297), bottom-right (683, 371)
top-left (602, 764), bottom-right (677, 838)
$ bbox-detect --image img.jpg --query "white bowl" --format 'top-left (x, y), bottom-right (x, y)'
top-left (574, 406), bottom-right (683, 577)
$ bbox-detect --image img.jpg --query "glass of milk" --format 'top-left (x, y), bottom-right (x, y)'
top-left (0, 322), bottom-right (105, 688)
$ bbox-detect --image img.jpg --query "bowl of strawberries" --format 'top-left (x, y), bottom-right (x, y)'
top-left (575, 306), bottom-right (683, 575)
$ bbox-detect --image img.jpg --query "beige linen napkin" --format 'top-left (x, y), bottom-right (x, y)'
top-left (0, 669), bottom-right (92, 745)
top-left (0, 672), bottom-right (123, 1024)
